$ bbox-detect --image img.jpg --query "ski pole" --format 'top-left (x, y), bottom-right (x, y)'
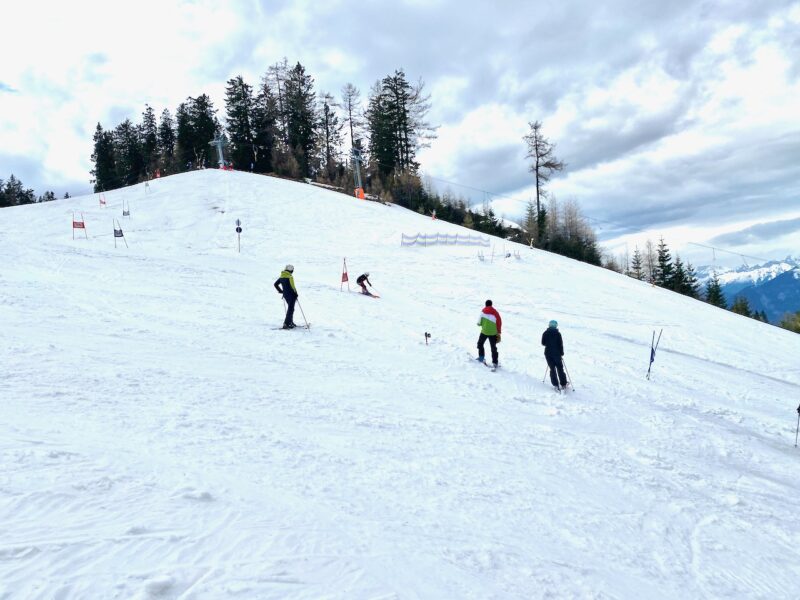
top-left (542, 367), bottom-right (549, 383)
top-left (296, 298), bottom-right (310, 329)
top-left (563, 359), bottom-right (574, 390)
top-left (795, 404), bottom-right (800, 448)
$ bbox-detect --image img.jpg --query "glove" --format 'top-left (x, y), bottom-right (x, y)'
top-left (496, 333), bottom-right (501, 343)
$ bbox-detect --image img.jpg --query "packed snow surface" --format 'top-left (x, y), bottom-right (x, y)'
top-left (2, 170), bottom-right (800, 599)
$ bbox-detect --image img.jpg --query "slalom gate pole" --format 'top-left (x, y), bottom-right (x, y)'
top-left (563, 359), bottom-right (574, 390)
top-left (795, 405), bottom-right (799, 448)
top-left (646, 328), bottom-right (663, 380)
top-left (296, 299), bottom-right (310, 329)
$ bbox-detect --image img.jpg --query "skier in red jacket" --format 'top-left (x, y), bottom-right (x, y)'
top-left (476, 299), bottom-right (502, 368)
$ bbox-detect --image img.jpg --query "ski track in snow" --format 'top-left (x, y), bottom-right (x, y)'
top-left (2, 170), bottom-right (800, 598)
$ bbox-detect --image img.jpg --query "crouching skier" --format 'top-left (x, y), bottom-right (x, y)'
top-left (356, 272), bottom-right (374, 296)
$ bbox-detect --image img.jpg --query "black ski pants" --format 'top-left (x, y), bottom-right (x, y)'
top-left (546, 354), bottom-right (567, 387)
top-left (284, 295), bottom-right (297, 326)
top-left (478, 333), bottom-right (499, 365)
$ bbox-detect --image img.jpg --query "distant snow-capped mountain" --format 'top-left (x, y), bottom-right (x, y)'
top-left (738, 268), bottom-right (800, 323)
top-left (695, 257), bottom-right (800, 298)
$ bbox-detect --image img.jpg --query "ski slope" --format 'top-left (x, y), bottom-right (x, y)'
top-left (2, 170), bottom-right (800, 599)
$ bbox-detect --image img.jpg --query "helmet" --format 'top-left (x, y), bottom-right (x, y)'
top-left (365, 272), bottom-right (370, 277)
top-left (285, 264), bottom-right (294, 272)
top-left (549, 320), bottom-right (558, 329)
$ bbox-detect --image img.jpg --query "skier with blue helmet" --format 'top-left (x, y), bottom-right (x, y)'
top-left (542, 319), bottom-right (568, 390)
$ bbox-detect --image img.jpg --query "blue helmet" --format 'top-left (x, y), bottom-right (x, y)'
top-left (549, 320), bottom-right (558, 329)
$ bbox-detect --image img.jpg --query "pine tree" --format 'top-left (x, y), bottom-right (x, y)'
top-left (174, 96), bottom-right (219, 170)
top-left (630, 247), bottom-right (644, 280)
top-left (283, 62), bottom-right (318, 177)
top-left (188, 94), bottom-right (219, 168)
top-left (670, 255), bottom-right (687, 293)
top-left (704, 273), bottom-right (727, 308)
top-left (175, 102), bottom-right (193, 171)
top-left (90, 123), bottom-right (119, 191)
top-left (536, 204), bottom-right (548, 248)
top-left (113, 118), bottom-right (144, 186)
top-left (655, 237), bottom-right (673, 287)
top-left (38, 191), bottom-right (56, 203)
top-left (0, 175), bottom-right (36, 206)
top-left (225, 76), bottom-right (256, 170)
top-left (366, 79), bottom-right (395, 178)
top-left (731, 296), bottom-right (753, 318)
top-left (366, 70), bottom-right (436, 180)
top-left (140, 104), bottom-right (159, 176)
top-left (252, 78), bottom-right (279, 173)
top-left (158, 108), bottom-right (176, 173)
top-left (684, 263), bottom-right (700, 298)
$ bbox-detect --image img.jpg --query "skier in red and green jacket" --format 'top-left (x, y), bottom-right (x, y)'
top-left (476, 299), bottom-right (502, 368)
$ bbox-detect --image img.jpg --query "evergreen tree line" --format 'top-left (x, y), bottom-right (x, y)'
top-left (612, 237), bottom-right (776, 324)
top-left (90, 61), bottom-right (431, 191)
top-left (0, 174), bottom-right (66, 208)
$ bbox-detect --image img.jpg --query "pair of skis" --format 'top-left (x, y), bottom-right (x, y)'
top-left (273, 323), bottom-right (311, 330)
top-left (469, 353), bottom-right (499, 372)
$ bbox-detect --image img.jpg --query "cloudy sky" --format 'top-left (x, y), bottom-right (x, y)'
top-left (2, 0), bottom-right (799, 266)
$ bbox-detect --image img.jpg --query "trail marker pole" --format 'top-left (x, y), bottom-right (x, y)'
top-left (235, 219), bottom-right (242, 253)
top-left (795, 404), bottom-right (799, 447)
top-left (646, 329), bottom-right (663, 380)
top-left (341, 258), bottom-right (350, 291)
top-left (425, 332), bottom-right (431, 345)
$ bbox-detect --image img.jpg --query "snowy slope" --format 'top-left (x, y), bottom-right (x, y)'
top-left (2, 170), bottom-right (800, 599)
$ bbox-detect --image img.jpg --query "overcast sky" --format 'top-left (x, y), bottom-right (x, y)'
top-left (2, 0), bottom-right (799, 266)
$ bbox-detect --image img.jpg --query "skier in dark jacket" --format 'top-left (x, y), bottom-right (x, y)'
top-left (542, 319), bottom-right (568, 390)
top-left (274, 264), bottom-right (298, 329)
top-left (356, 272), bottom-right (374, 296)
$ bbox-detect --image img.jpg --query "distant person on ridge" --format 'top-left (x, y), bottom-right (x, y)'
top-left (274, 264), bottom-right (298, 329)
top-left (476, 299), bottom-right (502, 368)
top-left (542, 320), bottom-right (568, 390)
top-left (356, 272), bottom-right (374, 296)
